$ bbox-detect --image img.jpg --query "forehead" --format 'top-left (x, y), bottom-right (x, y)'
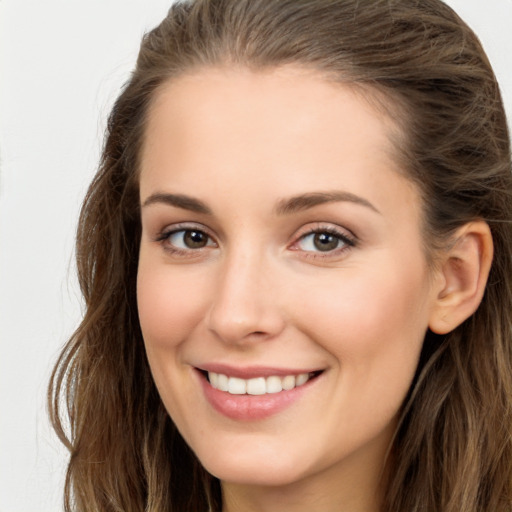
top-left (141, 67), bottom-right (401, 170)
top-left (139, 66), bottom-right (419, 226)
top-left (143, 67), bottom-right (401, 154)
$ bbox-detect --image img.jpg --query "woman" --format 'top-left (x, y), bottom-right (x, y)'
top-left (49, 0), bottom-right (512, 510)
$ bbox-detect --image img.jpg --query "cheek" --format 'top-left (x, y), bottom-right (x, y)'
top-left (292, 257), bottom-right (430, 387)
top-left (319, 268), bottom-right (429, 438)
top-left (136, 259), bottom-right (208, 416)
top-left (136, 259), bottom-right (208, 349)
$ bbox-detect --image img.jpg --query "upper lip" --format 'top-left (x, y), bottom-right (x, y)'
top-left (196, 363), bottom-right (324, 379)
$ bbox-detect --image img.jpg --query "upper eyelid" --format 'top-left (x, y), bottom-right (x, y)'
top-left (292, 223), bottom-right (356, 241)
top-left (295, 231), bottom-right (355, 249)
top-left (158, 222), bottom-right (215, 238)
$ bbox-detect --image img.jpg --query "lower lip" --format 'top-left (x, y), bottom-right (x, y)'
top-left (198, 372), bottom-right (317, 421)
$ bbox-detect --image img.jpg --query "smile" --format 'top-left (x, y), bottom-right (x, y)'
top-left (197, 368), bottom-right (323, 421)
top-left (208, 371), bottom-right (313, 395)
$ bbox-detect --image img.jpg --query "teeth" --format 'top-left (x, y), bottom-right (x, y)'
top-left (209, 372), bottom-right (219, 388)
top-left (282, 375), bottom-right (295, 391)
top-left (266, 376), bottom-right (283, 394)
top-left (217, 373), bottom-right (229, 392)
top-left (228, 377), bottom-right (246, 395)
top-left (207, 371), bottom-right (312, 395)
top-left (246, 377), bottom-right (266, 395)
top-left (296, 373), bottom-right (309, 386)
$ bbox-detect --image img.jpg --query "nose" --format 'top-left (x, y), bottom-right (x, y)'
top-left (206, 249), bottom-right (286, 345)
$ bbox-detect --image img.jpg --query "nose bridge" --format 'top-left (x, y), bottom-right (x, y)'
top-left (206, 243), bottom-right (284, 344)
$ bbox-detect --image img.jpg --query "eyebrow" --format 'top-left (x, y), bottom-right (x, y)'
top-left (141, 190), bottom-right (380, 216)
top-left (275, 191), bottom-right (380, 215)
top-left (142, 193), bottom-right (212, 214)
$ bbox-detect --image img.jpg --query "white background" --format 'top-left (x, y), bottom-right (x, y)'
top-left (1, 1), bottom-right (511, 511)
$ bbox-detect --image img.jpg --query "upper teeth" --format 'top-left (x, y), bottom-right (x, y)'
top-left (208, 372), bottom-right (311, 395)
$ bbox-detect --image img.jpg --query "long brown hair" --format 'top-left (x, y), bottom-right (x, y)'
top-left (49, 1), bottom-right (512, 510)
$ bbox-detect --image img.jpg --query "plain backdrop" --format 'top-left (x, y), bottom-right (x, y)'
top-left (1, 1), bottom-right (511, 511)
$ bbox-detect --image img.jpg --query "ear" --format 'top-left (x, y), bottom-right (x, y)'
top-left (429, 221), bottom-right (493, 335)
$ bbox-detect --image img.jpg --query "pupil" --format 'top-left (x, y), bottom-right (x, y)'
top-left (184, 230), bottom-right (207, 248)
top-left (313, 233), bottom-right (338, 252)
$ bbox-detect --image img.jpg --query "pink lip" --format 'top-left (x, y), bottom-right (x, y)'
top-left (195, 367), bottom-right (321, 421)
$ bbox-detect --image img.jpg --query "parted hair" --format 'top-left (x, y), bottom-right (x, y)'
top-left (49, 1), bottom-right (512, 510)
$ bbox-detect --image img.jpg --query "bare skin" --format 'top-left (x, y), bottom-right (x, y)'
top-left (137, 66), bottom-right (493, 512)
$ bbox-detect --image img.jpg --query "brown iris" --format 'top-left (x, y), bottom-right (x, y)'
top-left (313, 232), bottom-right (340, 252)
top-left (183, 230), bottom-right (209, 249)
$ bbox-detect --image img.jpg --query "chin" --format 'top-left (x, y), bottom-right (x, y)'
top-left (199, 451), bottom-right (309, 487)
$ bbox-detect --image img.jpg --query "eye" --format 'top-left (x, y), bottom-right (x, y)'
top-left (294, 228), bottom-right (355, 254)
top-left (168, 229), bottom-right (213, 249)
top-left (159, 227), bottom-right (216, 252)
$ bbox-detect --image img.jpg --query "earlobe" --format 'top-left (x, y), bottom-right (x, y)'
top-left (428, 221), bottom-right (493, 335)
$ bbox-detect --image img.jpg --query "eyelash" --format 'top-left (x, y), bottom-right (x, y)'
top-left (155, 224), bottom-right (357, 259)
top-left (155, 223), bottom-right (216, 258)
top-left (289, 225), bottom-right (356, 259)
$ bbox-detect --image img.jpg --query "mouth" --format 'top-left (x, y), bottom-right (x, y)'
top-left (195, 365), bottom-right (325, 420)
top-left (202, 370), bottom-right (323, 396)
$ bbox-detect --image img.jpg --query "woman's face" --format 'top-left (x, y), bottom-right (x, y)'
top-left (137, 67), bottom-right (441, 495)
